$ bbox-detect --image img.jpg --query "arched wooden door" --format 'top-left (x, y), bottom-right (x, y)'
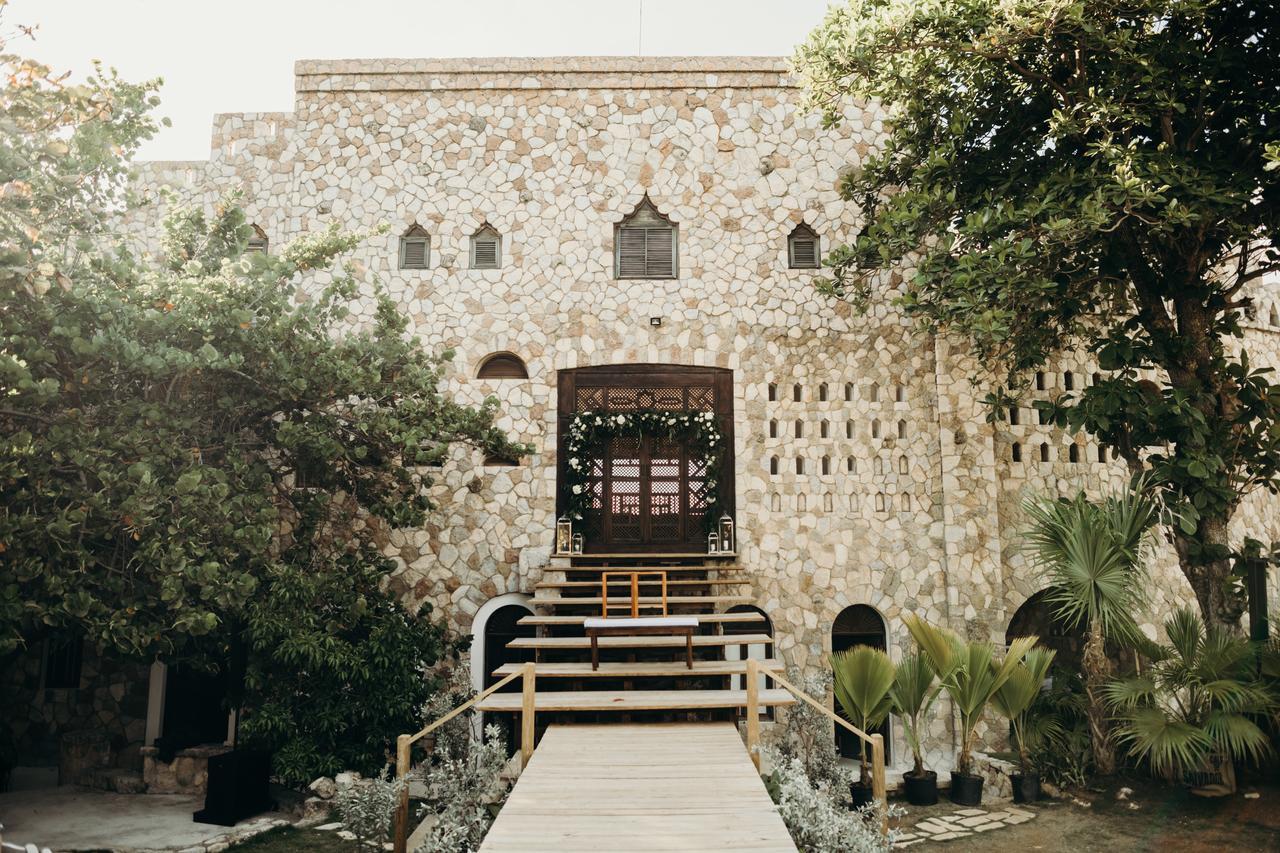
top-left (557, 365), bottom-right (734, 553)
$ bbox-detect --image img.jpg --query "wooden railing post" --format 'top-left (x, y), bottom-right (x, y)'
top-left (870, 732), bottom-right (886, 807)
top-left (393, 733), bottom-right (411, 853)
top-left (520, 661), bottom-right (536, 768)
top-left (745, 657), bottom-right (761, 770)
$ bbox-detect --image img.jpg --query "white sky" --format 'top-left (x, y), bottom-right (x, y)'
top-left (9, 0), bottom-right (835, 161)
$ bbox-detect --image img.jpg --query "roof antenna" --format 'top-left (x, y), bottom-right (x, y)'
top-left (637, 0), bottom-right (644, 55)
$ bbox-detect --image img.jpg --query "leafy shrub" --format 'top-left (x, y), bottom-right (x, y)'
top-left (334, 769), bottom-right (406, 850)
top-left (763, 748), bottom-right (899, 853)
top-left (416, 723), bottom-right (511, 853)
top-left (1029, 668), bottom-right (1093, 789)
top-left (240, 545), bottom-right (455, 786)
top-left (765, 669), bottom-right (848, 795)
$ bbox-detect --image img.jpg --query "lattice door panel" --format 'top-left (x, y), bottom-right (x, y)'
top-left (604, 437), bottom-right (642, 544)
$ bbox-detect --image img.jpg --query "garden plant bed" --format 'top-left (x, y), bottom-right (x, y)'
top-left (910, 777), bottom-right (1280, 852)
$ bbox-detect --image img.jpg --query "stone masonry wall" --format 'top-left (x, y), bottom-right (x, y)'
top-left (118, 57), bottom-right (1280, 771)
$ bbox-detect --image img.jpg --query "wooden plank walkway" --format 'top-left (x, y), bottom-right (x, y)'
top-left (479, 723), bottom-right (796, 852)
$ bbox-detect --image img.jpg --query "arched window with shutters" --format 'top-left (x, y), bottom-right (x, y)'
top-left (614, 196), bottom-right (677, 279)
top-left (470, 223), bottom-right (501, 269)
top-left (787, 222), bottom-right (820, 269)
top-left (246, 224), bottom-right (268, 254)
top-left (399, 224), bottom-right (430, 269)
top-left (476, 352), bottom-right (528, 379)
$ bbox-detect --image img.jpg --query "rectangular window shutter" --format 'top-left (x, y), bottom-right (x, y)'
top-left (790, 237), bottom-right (817, 268)
top-left (401, 237), bottom-right (428, 269)
top-left (618, 226), bottom-right (650, 277)
top-left (644, 228), bottom-right (674, 277)
top-left (473, 237), bottom-right (499, 268)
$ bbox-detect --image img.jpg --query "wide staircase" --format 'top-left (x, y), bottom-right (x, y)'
top-left (476, 553), bottom-right (796, 717)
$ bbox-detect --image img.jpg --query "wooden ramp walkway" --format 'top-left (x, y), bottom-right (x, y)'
top-left (479, 723), bottom-right (797, 852)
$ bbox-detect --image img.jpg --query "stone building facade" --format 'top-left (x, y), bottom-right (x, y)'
top-left (97, 57), bottom-right (1280, 772)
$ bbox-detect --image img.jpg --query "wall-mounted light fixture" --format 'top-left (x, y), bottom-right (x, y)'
top-left (649, 317), bottom-right (662, 327)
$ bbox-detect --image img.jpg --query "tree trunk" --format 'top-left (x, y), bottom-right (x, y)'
top-left (1082, 620), bottom-right (1116, 776)
top-left (1174, 514), bottom-right (1247, 635)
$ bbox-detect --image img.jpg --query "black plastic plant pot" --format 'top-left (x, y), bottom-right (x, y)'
top-left (849, 780), bottom-right (876, 809)
top-left (1011, 771), bottom-right (1041, 804)
top-left (904, 770), bottom-right (939, 806)
top-left (948, 771), bottom-right (984, 806)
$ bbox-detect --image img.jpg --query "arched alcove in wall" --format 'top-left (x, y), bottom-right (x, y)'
top-left (723, 605), bottom-right (774, 720)
top-left (470, 593), bottom-right (535, 749)
top-left (1005, 589), bottom-right (1085, 673)
top-left (831, 604), bottom-right (892, 761)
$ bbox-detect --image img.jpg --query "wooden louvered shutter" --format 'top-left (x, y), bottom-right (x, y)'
top-left (616, 201), bottom-right (677, 279)
top-left (789, 229), bottom-right (818, 269)
top-left (618, 226), bottom-right (650, 277)
top-left (472, 234), bottom-right (500, 269)
top-left (400, 236), bottom-right (428, 269)
top-left (644, 227), bottom-right (674, 278)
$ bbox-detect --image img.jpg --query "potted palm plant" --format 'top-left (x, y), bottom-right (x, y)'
top-left (830, 644), bottom-right (895, 808)
top-left (993, 647), bottom-right (1058, 803)
top-left (889, 653), bottom-right (943, 805)
top-left (904, 614), bottom-right (1035, 806)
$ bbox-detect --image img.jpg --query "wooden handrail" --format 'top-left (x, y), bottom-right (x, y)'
top-left (393, 661), bottom-right (537, 853)
top-left (745, 660), bottom-right (886, 811)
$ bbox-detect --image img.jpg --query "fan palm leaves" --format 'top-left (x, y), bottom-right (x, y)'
top-left (889, 653), bottom-right (941, 776)
top-left (1105, 607), bottom-right (1274, 790)
top-left (1022, 478), bottom-right (1160, 774)
top-left (904, 615), bottom-right (1036, 775)
top-left (830, 644), bottom-right (895, 783)
top-left (993, 647), bottom-right (1059, 773)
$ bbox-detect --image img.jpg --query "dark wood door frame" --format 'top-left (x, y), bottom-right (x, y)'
top-left (556, 364), bottom-right (735, 553)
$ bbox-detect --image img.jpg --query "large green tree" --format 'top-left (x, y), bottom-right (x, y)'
top-left (795, 0), bottom-right (1280, 631)
top-left (0, 25), bottom-right (522, 664)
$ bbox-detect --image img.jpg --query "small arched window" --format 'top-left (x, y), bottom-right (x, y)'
top-left (895, 385), bottom-right (905, 403)
top-left (820, 419), bottom-right (830, 439)
top-left (871, 419), bottom-right (881, 439)
top-left (1098, 445), bottom-right (1107, 463)
top-left (1011, 442), bottom-right (1022, 462)
top-left (822, 455), bottom-right (831, 475)
top-left (846, 420), bottom-right (854, 439)
top-left (767, 383), bottom-right (777, 402)
top-left (1035, 371), bottom-right (1046, 391)
top-left (898, 456), bottom-right (908, 475)
top-left (897, 420), bottom-right (907, 439)
top-left (246, 224), bottom-right (268, 254)
top-left (795, 457), bottom-right (805, 475)
top-left (768, 420), bottom-right (778, 438)
top-left (615, 197), bottom-right (676, 279)
top-left (794, 419), bottom-right (804, 439)
top-left (1040, 443), bottom-right (1051, 462)
top-left (476, 352), bottom-right (528, 379)
top-left (1009, 407), bottom-right (1020, 426)
top-left (1069, 443), bottom-right (1080, 463)
top-left (1064, 371), bottom-right (1075, 391)
top-left (769, 456), bottom-right (779, 475)
top-left (399, 224), bottom-right (430, 269)
top-left (869, 383), bottom-right (880, 403)
top-left (847, 456), bottom-right (855, 473)
top-left (787, 222), bottom-right (820, 269)
top-left (900, 493), bottom-right (911, 512)
top-left (793, 384), bottom-right (803, 402)
top-left (844, 383), bottom-right (854, 402)
top-left (470, 224), bottom-right (502, 269)
top-left (819, 383), bottom-right (829, 402)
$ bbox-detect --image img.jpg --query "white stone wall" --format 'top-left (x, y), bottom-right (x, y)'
top-left (122, 57), bottom-right (1280, 769)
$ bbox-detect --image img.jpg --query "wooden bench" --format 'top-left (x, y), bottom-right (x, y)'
top-left (582, 570), bottom-right (697, 670)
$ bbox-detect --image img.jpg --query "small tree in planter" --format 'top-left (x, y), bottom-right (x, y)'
top-left (889, 653), bottom-right (944, 805)
top-left (993, 647), bottom-right (1059, 803)
top-left (905, 615), bottom-right (1036, 805)
top-left (830, 645), bottom-right (895, 808)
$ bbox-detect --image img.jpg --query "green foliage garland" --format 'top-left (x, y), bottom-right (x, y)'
top-left (563, 410), bottom-right (725, 532)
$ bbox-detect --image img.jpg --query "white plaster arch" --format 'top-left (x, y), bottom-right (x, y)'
top-left (469, 592), bottom-right (535, 695)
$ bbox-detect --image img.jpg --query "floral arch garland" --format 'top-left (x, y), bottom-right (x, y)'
top-left (563, 409), bottom-right (725, 529)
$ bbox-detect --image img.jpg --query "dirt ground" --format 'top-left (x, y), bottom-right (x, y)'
top-left (920, 776), bottom-right (1280, 852)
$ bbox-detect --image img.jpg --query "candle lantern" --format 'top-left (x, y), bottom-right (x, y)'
top-left (555, 515), bottom-right (573, 555)
top-left (718, 514), bottom-right (735, 554)
top-left (571, 533), bottom-right (584, 555)
top-left (707, 531), bottom-right (720, 554)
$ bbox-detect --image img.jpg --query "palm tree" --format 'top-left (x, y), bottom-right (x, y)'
top-left (830, 644), bottom-right (895, 786)
top-left (903, 615), bottom-right (1036, 777)
top-left (993, 647), bottom-right (1059, 775)
top-left (889, 653), bottom-right (942, 778)
top-left (1022, 480), bottom-right (1159, 775)
top-left (1106, 607), bottom-right (1273, 792)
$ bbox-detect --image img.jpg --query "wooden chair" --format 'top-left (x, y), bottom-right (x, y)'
top-left (583, 570), bottom-right (696, 670)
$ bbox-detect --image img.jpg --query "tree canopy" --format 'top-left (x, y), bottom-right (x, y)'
top-left (795, 0), bottom-right (1280, 629)
top-left (0, 27), bottom-right (524, 661)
